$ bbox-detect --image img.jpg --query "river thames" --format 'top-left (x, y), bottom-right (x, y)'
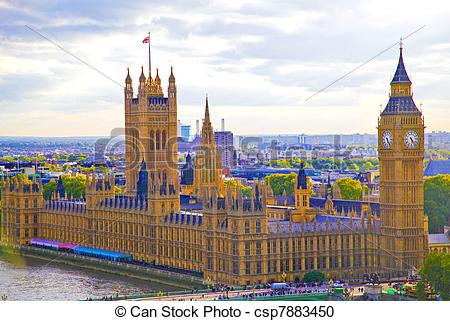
top-left (0, 253), bottom-right (184, 300)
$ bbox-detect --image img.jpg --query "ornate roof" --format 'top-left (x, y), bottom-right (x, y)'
top-left (382, 45), bottom-right (421, 115)
top-left (391, 47), bottom-right (411, 84)
top-left (383, 96), bottom-right (420, 114)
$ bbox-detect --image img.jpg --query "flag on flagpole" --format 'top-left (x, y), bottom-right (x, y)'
top-left (142, 36), bottom-right (149, 43)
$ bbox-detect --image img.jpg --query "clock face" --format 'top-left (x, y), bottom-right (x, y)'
top-left (404, 130), bottom-right (419, 148)
top-left (382, 130), bottom-right (393, 148)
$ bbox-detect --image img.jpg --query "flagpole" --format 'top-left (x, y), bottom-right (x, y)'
top-left (148, 32), bottom-right (151, 78)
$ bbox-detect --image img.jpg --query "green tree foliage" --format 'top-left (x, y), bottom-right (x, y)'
top-left (14, 173), bottom-right (33, 184)
top-left (266, 173), bottom-right (296, 197)
top-left (416, 281), bottom-right (427, 301)
top-left (335, 177), bottom-right (363, 200)
top-left (302, 270), bottom-right (325, 283)
top-left (424, 174), bottom-right (450, 233)
top-left (98, 166), bottom-right (111, 174)
top-left (361, 161), bottom-right (375, 171)
top-left (265, 157), bottom-right (378, 171)
top-left (1, 156), bottom-right (14, 162)
top-left (75, 165), bottom-right (96, 173)
top-left (43, 179), bottom-right (57, 200)
top-left (419, 252), bottom-right (450, 300)
top-left (61, 175), bottom-right (87, 199)
top-left (223, 180), bottom-right (252, 198)
top-left (267, 159), bottom-right (293, 168)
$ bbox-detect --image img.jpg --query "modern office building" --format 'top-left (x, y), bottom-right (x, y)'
top-left (214, 131), bottom-right (234, 169)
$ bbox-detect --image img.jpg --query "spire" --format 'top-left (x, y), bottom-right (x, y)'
top-left (139, 65), bottom-right (146, 82)
top-left (297, 162), bottom-right (307, 190)
top-left (199, 94), bottom-right (215, 147)
top-left (169, 66), bottom-right (175, 83)
top-left (382, 41), bottom-right (420, 115)
top-left (125, 67), bottom-right (132, 84)
top-left (391, 39), bottom-right (411, 85)
top-left (204, 95), bottom-right (211, 123)
top-left (155, 68), bottom-right (161, 84)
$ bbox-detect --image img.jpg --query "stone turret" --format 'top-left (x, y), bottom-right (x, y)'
top-left (1, 175), bottom-right (43, 244)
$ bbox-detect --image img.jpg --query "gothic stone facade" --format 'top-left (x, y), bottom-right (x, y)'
top-left (1, 46), bottom-right (427, 285)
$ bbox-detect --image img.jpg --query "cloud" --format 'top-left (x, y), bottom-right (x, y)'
top-left (0, 0), bottom-right (449, 136)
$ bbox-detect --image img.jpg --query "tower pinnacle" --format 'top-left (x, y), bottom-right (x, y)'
top-left (125, 67), bottom-right (132, 83)
top-left (381, 43), bottom-right (420, 114)
top-left (204, 95), bottom-right (210, 124)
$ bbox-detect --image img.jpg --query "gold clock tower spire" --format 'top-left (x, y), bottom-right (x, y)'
top-left (378, 42), bottom-right (428, 276)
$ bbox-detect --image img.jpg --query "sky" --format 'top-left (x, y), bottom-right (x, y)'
top-left (0, 0), bottom-right (449, 136)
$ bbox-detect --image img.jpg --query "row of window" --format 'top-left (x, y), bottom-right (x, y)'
top-left (8, 199), bottom-right (39, 209)
top-left (149, 129), bottom-right (167, 150)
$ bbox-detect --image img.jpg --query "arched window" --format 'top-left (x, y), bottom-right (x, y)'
top-left (162, 130), bottom-right (166, 149)
top-left (245, 221), bottom-right (250, 234)
top-left (156, 130), bottom-right (160, 149)
top-left (150, 130), bottom-right (155, 150)
top-left (162, 170), bottom-right (167, 184)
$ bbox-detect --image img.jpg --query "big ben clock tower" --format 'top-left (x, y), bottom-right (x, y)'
top-left (378, 42), bottom-right (428, 276)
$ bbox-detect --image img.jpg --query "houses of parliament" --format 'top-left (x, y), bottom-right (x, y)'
top-left (1, 43), bottom-right (428, 286)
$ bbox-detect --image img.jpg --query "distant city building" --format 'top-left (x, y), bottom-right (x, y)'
top-left (425, 131), bottom-right (450, 150)
top-left (214, 131), bottom-right (234, 168)
top-left (180, 124), bottom-right (191, 141)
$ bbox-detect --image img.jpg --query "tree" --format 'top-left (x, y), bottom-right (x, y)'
top-left (419, 252), bottom-right (450, 300)
top-left (416, 281), bottom-right (427, 301)
top-left (98, 165), bottom-right (111, 174)
top-left (223, 180), bottom-right (252, 198)
top-left (12, 174), bottom-right (33, 184)
top-left (335, 177), bottom-right (362, 200)
top-left (302, 270), bottom-right (325, 283)
top-left (267, 159), bottom-right (293, 168)
top-left (265, 173), bottom-right (296, 197)
top-left (1, 156), bottom-right (14, 162)
top-left (424, 174), bottom-right (450, 233)
top-left (361, 161), bottom-right (375, 172)
top-left (61, 175), bottom-right (87, 199)
top-left (43, 179), bottom-right (57, 200)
